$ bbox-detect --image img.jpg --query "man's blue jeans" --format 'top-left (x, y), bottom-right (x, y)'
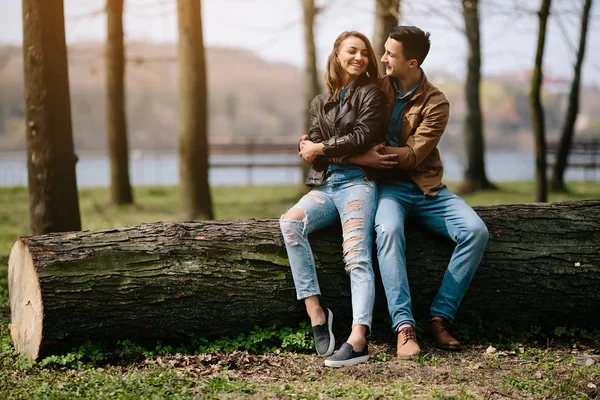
top-left (280, 169), bottom-right (377, 329)
top-left (375, 180), bottom-right (488, 332)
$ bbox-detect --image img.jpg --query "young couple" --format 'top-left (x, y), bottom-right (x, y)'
top-left (280, 26), bottom-right (489, 368)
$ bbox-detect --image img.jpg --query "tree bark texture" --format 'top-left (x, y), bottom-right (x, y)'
top-left (176, 0), bottom-right (213, 220)
top-left (21, 0), bottom-right (81, 235)
top-left (530, 0), bottom-right (552, 203)
top-left (8, 200), bottom-right (600, 359)
top-left (373, 0), bottom-right (401, 78)
top-left (550, 0), bottom-right (593, 192)
top-left (106, 0), bottom-right (133, 205)
top-left (460, 0), bottom-right (495, 193)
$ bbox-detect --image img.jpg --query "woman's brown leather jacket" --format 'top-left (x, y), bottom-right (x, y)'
top-left (305, 77), bottom-right (386, 186)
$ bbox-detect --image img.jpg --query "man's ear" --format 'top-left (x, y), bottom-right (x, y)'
top-left (408, 59), bottom-right (419, 68)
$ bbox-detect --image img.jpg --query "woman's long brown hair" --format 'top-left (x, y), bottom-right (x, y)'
top-left (324, 31), bottom-right (379, 100)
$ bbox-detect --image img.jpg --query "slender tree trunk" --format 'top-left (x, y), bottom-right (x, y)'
top-left (300, 0), bottom-right (321, 183)
top-left (176, 0), bottom-right (213, 220)
top-left (301, 0), bottom-right (320, 130)
top-left (530, 0), bottom-right (552, 203)
top-left (373, 0), bottom-right (401, 78)
top-left (550, 0), bottom-right (593, 192)
top-left (21, 0), bottom-right (81, 235)
top-left (106, 0), bottom-right (133, 205)
top-left (459, 0), bottom-right (496, 193)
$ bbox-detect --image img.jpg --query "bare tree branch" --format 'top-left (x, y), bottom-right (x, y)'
top-left (554, 11), bottom-right (577, 58)
top-left (405, 0), bottom-right (465, 33)
top-left (254, 18), bottom-right (303, 49)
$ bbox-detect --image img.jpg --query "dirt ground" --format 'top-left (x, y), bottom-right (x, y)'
top-left (136, 338), bottom-right (600, 399)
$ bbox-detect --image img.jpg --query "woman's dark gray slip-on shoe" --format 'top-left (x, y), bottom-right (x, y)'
top-left (312, 308), bottom-right (335, 357)
top-left (324, 343), bottom-right (369, 367)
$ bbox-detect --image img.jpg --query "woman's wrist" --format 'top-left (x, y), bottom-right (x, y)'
top-left (308, 142), bottom-right (325, 156)
top-left (315, 143), bottom-right (325, 155)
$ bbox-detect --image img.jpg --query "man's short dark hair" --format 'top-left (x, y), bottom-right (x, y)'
top-left (388, 26), bottom-right (431, 66)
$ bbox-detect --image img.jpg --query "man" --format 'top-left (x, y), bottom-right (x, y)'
top-left (342, 25), bottom-right (489, 358)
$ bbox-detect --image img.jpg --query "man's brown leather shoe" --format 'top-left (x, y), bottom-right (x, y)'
top-left (430, 317), bottom-right (461, 351)
top-left (397, 326), bottom-right (421, 359)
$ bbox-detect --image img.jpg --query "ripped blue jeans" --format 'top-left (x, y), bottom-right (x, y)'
top-left (280, 168), bottom-right (377, 329)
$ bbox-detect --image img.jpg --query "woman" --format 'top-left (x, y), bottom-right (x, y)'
top-left (280, 31), bottom-right (386, 367)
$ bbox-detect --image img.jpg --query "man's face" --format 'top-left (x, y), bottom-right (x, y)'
top-left (381, 38), bottom-right (417, 78)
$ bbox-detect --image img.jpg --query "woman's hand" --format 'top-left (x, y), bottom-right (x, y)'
top-left (298, 135), bottom-right (309, 151)
top-left (299, 140), bottom-right (324, 164)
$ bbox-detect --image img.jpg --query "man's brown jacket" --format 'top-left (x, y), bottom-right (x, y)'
top-left (378, 72), bottom-right (450, 196)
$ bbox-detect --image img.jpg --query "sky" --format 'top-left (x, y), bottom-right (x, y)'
top-left (1, 0), bottom-right (599, 85)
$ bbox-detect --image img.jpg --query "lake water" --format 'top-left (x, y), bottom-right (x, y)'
top-left (0, 152), bottom-right (597, 187)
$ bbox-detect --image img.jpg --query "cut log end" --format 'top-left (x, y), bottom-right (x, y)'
top-left (8, 239), bottom-right (43, 360)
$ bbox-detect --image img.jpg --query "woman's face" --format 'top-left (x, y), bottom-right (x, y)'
top-left (337, 36), bottom-right (369, 79)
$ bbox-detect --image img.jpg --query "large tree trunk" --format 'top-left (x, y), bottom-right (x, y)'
top-left (176, 0), bottom-right (213, 220)
top-left (530, 0), bottom-right (552, 203)
top-left (459, 0), bottom-right (496, 194)
top-left (9, 200), bottom-right (600, 360)
top-left (373, 0), bottom-right (401, 78)
top-left (550, 0), bottom-right (593, 192)
top-left (21, 0), bottom-right (81, 235)
top-left (106, 0), bottom-right (133, 205)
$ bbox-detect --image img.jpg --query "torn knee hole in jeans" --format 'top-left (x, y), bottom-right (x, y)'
top-left (305, 193), bottom-right (325, 204)
top-left (343, 200), bottom-right (363, 214)
top-left (281, 208), bottom-right (307, 245)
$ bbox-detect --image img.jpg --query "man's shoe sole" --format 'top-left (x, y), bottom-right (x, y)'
top-left (318, 308), bottom-right (335, 357)
top-left (324, 355), bottom-right (369, 368)
top-left (397, 352), bottom-right (420, 360)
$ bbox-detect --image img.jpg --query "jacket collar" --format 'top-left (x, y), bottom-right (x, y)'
top-left (324, 73), bottom-right (372, 104)
top-left (409, 69), bottom-right (428, 103)
top-left (381, 69), bottom-right (428, 95)
top-left (380, 70), bottom-right (430, 116)
top-left (324, 77), bottom-right (361, 123)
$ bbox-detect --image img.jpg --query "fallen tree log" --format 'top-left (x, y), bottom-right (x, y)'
top-left (8, 200), bottom-right (600, 359)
